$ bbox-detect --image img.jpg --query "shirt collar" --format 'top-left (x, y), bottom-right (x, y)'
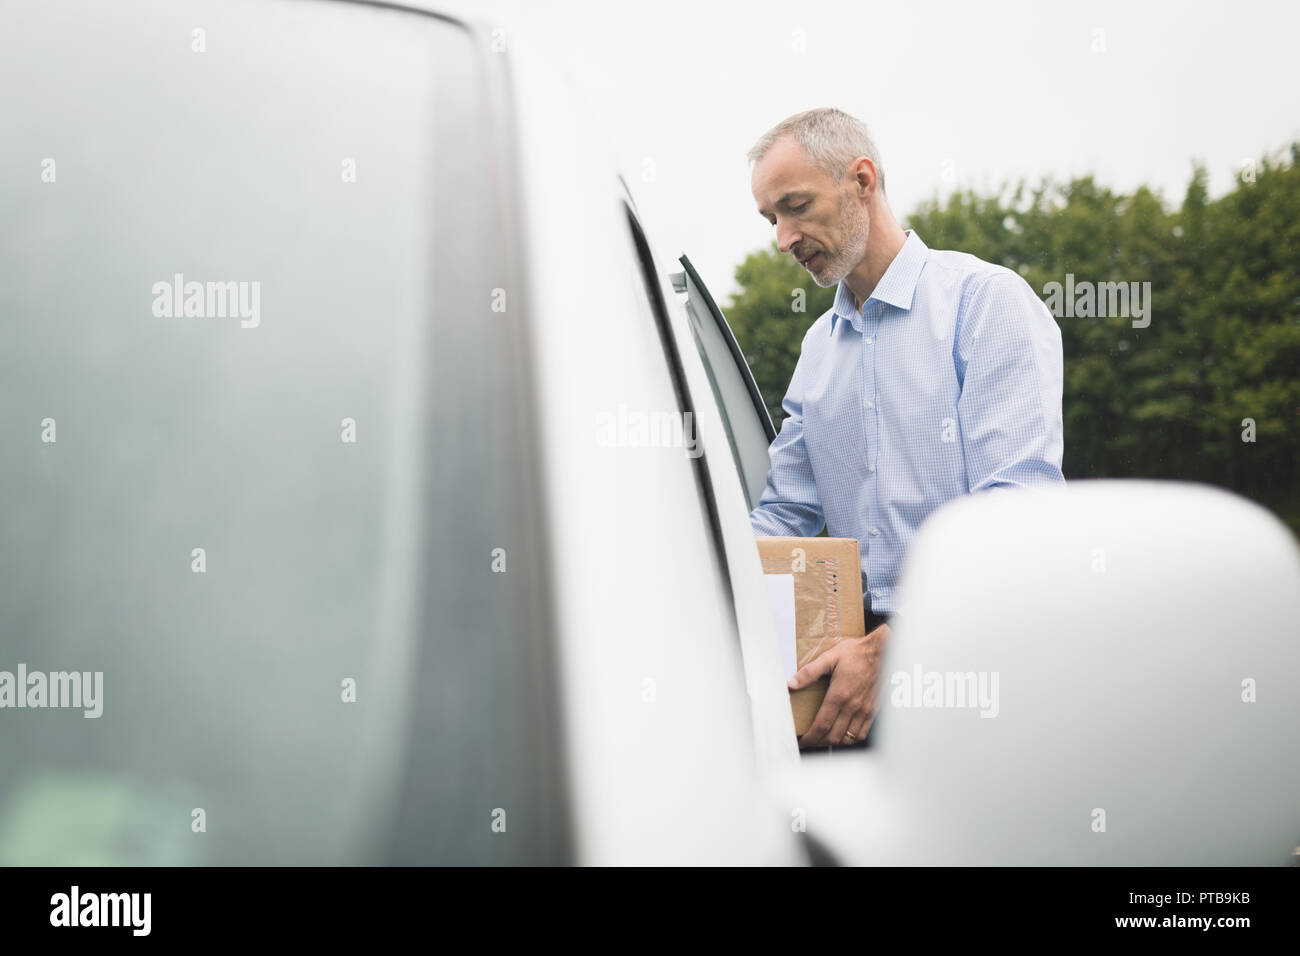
top-left (830, 229), bottom-right (929, 335)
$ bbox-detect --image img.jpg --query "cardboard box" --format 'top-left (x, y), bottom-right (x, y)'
top-left (756, 537), bottom-right (866, 736)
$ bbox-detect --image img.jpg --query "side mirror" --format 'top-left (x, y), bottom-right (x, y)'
top-left (862, 480), bottom-right (1300, 864)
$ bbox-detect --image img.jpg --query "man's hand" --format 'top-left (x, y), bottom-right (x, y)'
top-left (789, 623), bottom-right (890, 748)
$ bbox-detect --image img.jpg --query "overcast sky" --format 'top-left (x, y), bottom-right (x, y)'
top-left (483, 0), bottom-right (1300, 302)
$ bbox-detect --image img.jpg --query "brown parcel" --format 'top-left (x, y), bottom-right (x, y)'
top-left (755, 537), bottom-right (866, 736)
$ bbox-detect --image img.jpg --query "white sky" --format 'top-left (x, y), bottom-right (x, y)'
top-left (485, 0), bottom-right (1300, 302)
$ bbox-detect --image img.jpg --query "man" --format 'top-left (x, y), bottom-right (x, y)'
top-left (747, 108), bottom-right (1065, 749)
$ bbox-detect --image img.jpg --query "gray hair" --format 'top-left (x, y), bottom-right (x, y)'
top-left (747, 107), bottom-right (886, 194)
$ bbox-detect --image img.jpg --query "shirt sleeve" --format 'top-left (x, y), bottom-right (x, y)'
top-left (955, 272), bottom-right (1066, 492)
top-left (749, 342), bottom-right (827, 537)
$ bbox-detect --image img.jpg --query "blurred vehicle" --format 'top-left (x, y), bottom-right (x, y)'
top-left (1, 0), bottom-right (1296, 865)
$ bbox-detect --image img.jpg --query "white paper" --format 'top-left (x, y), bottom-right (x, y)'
top-left (763, 573), bottom-right (798, 679)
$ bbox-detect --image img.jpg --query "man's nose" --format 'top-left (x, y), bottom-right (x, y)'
top-left (777, 223), bottom-right (802, 255)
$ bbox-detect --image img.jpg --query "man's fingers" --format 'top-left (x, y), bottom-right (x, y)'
top-left (799, 691), bottom-right (845, 747)
top-left (826, 707), bottom-right (855, 746)
top-left (843, 709), bottom-right (874, 745)
top-left (788, 646), bottom-right (839, 691)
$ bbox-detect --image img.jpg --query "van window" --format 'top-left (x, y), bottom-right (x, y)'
top-left (0, 0), bottom-right (568, 865)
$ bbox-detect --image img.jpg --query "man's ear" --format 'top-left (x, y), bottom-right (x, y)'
top-left (855, 157), bottom-right (880, 198)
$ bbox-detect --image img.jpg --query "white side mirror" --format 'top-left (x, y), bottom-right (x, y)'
top-left (865, 480), bottom-right (1300, 865)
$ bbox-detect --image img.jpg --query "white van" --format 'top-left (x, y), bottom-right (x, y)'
top-left (1, 0), bottom-right (1296, 866)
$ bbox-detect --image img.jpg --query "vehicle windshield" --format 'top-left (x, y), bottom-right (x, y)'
top-left (0, 0), bottom-right (564, 865)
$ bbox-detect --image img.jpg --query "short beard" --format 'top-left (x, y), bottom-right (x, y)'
top-left (809, 191), bottom-right (871, 288)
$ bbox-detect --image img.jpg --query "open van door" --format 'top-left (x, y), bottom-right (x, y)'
top-left (671, 257), bottom-right (776, 512)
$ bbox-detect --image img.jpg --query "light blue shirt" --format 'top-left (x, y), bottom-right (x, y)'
top-left (749, 230), bottom-right (1065, 615)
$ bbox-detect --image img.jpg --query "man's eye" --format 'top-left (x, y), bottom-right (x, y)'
top-left (791, 202), bottom-right (809, 213)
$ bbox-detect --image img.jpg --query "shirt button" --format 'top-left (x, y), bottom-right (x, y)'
top-left (870, 527), bottom-right (879, 536)
top-left (868, 464), bottom-right (876, 472)
top-left (865, 337), bottom-right (873, 345)
top-left (866, 400), bottom-right (875, 410)
top-left (873, 589), bottom-right (882, 599)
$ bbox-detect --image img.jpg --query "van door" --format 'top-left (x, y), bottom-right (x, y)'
top-left (671, 257), bottom-right (777, 512)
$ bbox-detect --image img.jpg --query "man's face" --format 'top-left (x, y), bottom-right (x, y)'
top-left (752, 136), bottom-right (870, 287)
